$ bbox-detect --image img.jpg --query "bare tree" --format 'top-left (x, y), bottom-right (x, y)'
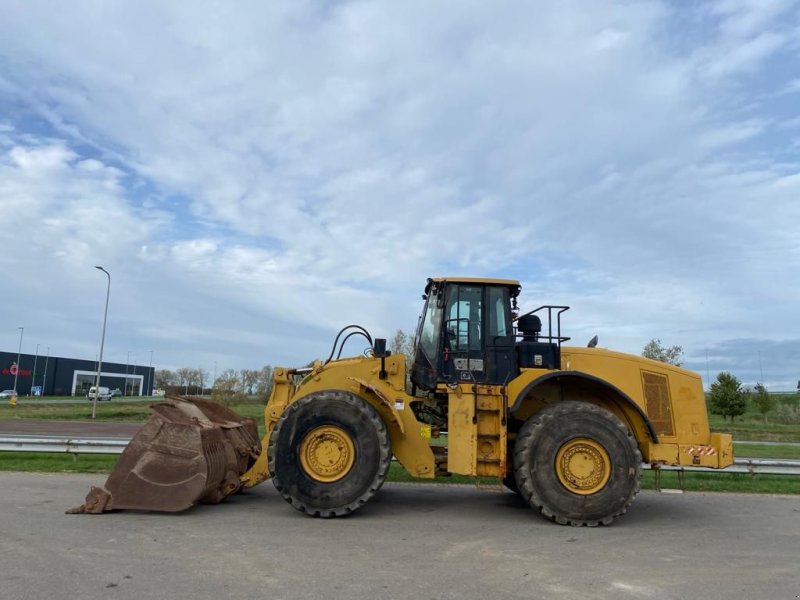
top-left (240, 369), bottom-right (259, 395)
top-left (256, 365), bottom-right (274, 398)
top-left (154, 369), bottom-right (176, 391)
top-left (187, 368), bottom-right (209, 394)
top-left (211, 369), bottom-right (241, 405)
top-left (175, 367), bottom-right (193, 395)
top-left (196, 368), bottom-right (209, 395)
top-left (391, 328), bottom-right (414, 363)
top-left (215, 369), bottom-right (240, 393)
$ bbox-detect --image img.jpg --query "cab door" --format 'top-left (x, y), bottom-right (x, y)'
top-left (441, 284), bottom-right (486, 384)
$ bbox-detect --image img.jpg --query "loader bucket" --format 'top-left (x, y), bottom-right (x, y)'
top-left (67, 396), bottom-right (261, 514)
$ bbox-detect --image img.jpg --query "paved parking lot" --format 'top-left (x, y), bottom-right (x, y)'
top-left (0, 473), bottom-right (798, 600)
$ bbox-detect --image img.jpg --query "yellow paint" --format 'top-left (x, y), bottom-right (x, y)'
top-left (241, 299), bottom-right (731, 491)
top-left (429, 276), bottom-right (520, 287)
top-left (555, 438), bottom-right (611, 495)
top-left (299, 425), bottom-right (356, 483)
top-left (446, 385), bottom-right (476, 475)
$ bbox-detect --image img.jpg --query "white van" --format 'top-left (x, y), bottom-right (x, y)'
top-left (87, 386), bottom-right (112, 401)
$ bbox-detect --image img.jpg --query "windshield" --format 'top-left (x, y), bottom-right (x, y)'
top-left (417, 293), bottom-right (443, 362)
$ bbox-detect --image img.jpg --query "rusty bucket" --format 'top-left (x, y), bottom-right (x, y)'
top-left (68, 396), bottom-right (261, 514)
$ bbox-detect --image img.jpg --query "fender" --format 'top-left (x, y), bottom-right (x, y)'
top-left (509, 370), bottom-right (659, 443)
top-left (347, 377), bottom-right (405, 436)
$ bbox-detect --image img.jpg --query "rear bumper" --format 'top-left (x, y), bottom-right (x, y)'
top-left (643, 433), bottom-right (734, 469)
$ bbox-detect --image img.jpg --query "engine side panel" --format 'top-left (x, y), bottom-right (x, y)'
top-left (507, 347), bottom-right (733, 468)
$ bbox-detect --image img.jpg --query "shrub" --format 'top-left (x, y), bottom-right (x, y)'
top-left (751, 384), bottom-right (775, 423)
top-left (775, 404), bottom-right (800, 425)
top-left (709, 372), bottom-right (747, 421)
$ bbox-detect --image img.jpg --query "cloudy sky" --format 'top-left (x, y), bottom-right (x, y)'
top-left (1, 0), bottom-right (799, 390)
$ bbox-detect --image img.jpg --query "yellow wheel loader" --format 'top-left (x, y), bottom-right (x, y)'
top-left (70, 277), bottom-right (733, 525)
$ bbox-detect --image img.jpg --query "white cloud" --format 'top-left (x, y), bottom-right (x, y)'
top-left (0, 1), bottom-right (799, 389)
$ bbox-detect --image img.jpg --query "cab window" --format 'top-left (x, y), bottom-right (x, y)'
top-left (446, 285), bottom-right (482, 352)
top-left (487, 286), bottom-right (510, 339)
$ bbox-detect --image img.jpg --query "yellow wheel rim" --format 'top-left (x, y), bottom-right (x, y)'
top-left (299, 425), bottom-right (356, 483)
top-left (555, 438), bottom-right (611, 495)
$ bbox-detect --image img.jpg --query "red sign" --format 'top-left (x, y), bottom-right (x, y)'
top-left (2, 363), bottom-right (32, 377)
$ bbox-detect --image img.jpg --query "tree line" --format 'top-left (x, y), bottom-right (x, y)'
top-left (154, 365), bottom-right (274, 398)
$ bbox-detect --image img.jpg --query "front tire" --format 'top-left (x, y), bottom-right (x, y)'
top-left (513, 401), bottom-right (642, 526)
top-left (268, 390), bottom-right (391, 518)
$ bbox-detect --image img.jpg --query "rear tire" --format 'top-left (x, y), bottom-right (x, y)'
top-left (513, 401), bottom-right (641, 526)
top-left (268, 390), bottom-right (391, 518)
top-left (502, 475), bottom-right (519, 494)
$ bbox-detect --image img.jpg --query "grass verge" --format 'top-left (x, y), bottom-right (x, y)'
top-left (0, 400), bottom-right (265, 424)
top-left (2, 455), bottom-right (798, 495)
top-left (709, 414), bottom-right (800, 442)
top-left (733, 442), bottom-right (800, 459)
top-left (386, 464), bottom-right (800, 494)
top-left (0, 452), bottom-right (118, 473)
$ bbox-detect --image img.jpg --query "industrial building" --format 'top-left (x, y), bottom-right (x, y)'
top-left (0, 350), bottom-right (154, 397)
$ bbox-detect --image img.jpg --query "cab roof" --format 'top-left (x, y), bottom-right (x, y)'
top-left (426, 276), bottom-right (521, 297)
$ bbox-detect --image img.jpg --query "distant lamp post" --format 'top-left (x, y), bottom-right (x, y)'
top-left (126, 350), bottom-right (132, 396)
top-left (42, 347), bottom-right (50, 396)
top-left (92, 266), bottom-right (111, 419)
top-left (13, 327), bottom-right (24, 394)
top-left (30, 343), bottom-right (40, 396)
top-left (145, 350), bottom-right (153, 396)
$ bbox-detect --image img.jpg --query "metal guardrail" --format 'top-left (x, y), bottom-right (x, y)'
top-left (1, 434), bottom-right (799, 476)
top-left (646, 459), bottom-right (800, 477)
top-left (0, 435), bottom-right (129, 454)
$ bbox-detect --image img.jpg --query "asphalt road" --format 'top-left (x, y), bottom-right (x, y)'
top-left (0, 473), bottom-right (797, 600)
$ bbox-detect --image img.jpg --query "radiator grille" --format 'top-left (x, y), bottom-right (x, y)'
top-left (641, 371), bottom-right (674, 437)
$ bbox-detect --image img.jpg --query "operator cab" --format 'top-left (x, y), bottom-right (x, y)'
top-left (410, 277), bottom-right (569, 391)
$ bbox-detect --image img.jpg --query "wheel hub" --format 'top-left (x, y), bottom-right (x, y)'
top-left (299, 425), bottom-right (356, 483)
top-left (555, 437), bottom-right (611, 495)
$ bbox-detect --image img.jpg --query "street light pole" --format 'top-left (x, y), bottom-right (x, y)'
top-left (13, 327), bottom-right (24, 394)
top-left (92, 266), bottom-right (111, 420)
top-left (126, 350), bottom-right (131, 396)
top-left (42, 347), bottom-right (50, 396)
top-left (30, 343), bottom-right (40, 395)
top-left (146, 350), bottom-right (153, 396)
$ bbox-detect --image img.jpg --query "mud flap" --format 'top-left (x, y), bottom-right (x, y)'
top-left (67, 396), bottom-right (261, 514)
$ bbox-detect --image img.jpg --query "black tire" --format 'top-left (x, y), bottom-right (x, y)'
top-left (268, 390), bottom-right (391, 518)
top-left (502, 474), bottom-right (519, 494)
top-left (513, 401), bottom-right (642, 526)
top-left (503, 439), bottom-right (519, 493)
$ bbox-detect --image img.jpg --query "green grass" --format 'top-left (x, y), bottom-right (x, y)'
top-left (0, 398), bottom-right (266, 425)
top-left (734, 442), bottom-right (800, 459)
top-left (392, 464), bottom-right (800, 494)
top-left (2, 454), bottom-right (798, 496)
top-left (0, 400), bottom-right (154, 422)
top-left (640, 470), bottom-right (800, 494)
top-left (0, 452), bottom-right (119, 473)
top-left (386, 464), bottom-right (800, 494)
top-left (709, 414), bottom-right (800, 442)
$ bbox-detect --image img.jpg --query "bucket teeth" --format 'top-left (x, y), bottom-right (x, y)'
top-left (68, 396), bottom-right (260, 514)
top-left (65, 486), bottom-right (112, 514)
